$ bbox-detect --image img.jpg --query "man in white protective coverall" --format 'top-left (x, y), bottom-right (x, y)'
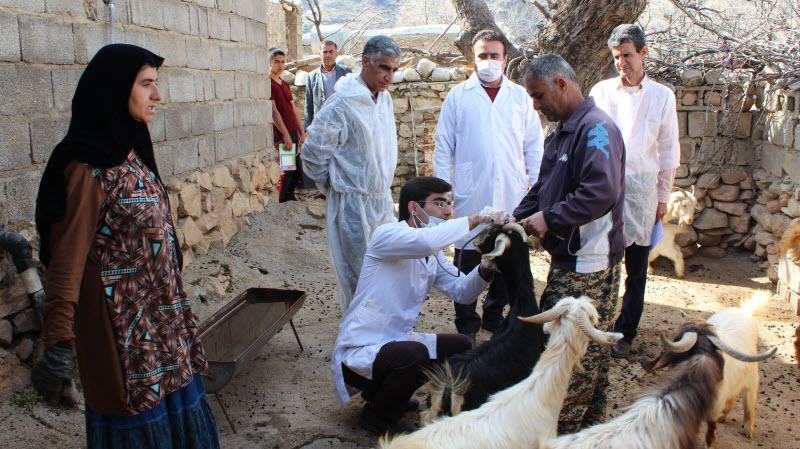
top-left (589, 24), bottom-right (680, 358)
top-left (302, 35), bottom-right (402, 313)
top-left (330, 176), bottom-right (509, 436)
top-left (433, 28), bottom-right (544, 342)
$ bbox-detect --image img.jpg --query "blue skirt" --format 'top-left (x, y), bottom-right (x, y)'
top-left (85, 374), bottom-right (220, 449)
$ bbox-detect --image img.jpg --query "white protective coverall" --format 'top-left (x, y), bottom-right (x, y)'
top-left (590, 76), bottom-right (680, 246)
top-left (433, 74), bottom-right (544, 249)
top-left (330, 217), bottom-right (488, 403)
top-left (302, 73), bottom-right (398, 312)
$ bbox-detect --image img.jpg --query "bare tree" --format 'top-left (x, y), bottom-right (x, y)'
top-left (305, 0), bottom-right (323, 42)
top-left (452, 0), bottom-right (647, 90)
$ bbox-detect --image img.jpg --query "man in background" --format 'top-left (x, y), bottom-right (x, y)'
top-left (269, 48), bottom-right (306, 202)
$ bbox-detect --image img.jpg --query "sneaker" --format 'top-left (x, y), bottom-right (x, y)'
top-left (611, 340), bottom-right (632, 358)
top-left (359, 407), bottom-right (412, 436)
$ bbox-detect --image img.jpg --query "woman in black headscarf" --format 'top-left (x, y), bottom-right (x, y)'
top-left (33, 44), bottom-right (219, 449)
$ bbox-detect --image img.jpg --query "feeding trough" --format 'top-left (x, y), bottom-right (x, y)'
top-left (198, 287), bottom-right (306, 432)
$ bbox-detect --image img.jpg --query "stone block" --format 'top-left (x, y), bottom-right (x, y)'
top-left (19, 15), bottom-right (73, 64)
top-left (163, 0), bottom-right (191, 34)
top-left (240, 47), bottom-right (256, 72)
top-left (11, 309), bottom-right (40, 334)
top-left (750, 204), bottom-right (771, 229)
top-left (714, 201), bottom-right (747, 216)
top-left (720, 112), bottom-right (752, 138)
top-left (697, 232), bottom-right (723, 246)
top-left (0, 320), bottom-right (11, 346)
top-left (708, 185), bottom-right (739, 202)
top-left (696, 138), bottom-right (732, 164)
top-left (720, 167), bottom-right (747, 185)
top-left (147, 108), bottom-right (166, 143)
top-left (697, 247), bottom-right (726, 258)
top-left (130, 0), bottom-right (164, 30)
top-left (0, 280), bottom-right (30, 320)
top-left (728, 214), bottom-right (751, 234)
top-left (403, 68), bottom-right (421, 82)
top-left (73, 21), bottom-right (106, 64)
top-left (239, 100), bottom-right (260, 126)
top-left (732, 139), bottom-right (754, 166)
top-left (677, 111), bottom-right (687, 138)
top-left (181, 217), bottom-right (203, 247)
top-left (679, 138), bottom-right (696, 164)
top-left (51, 67), bottom-right (82, 112)
top-left (124, 28), bottom-right (160, 55)
top-left (693, 208), bottom-right (728, 230)
top-left (230, 192), bottom-right (251, 217)
top-left (253, 124), bottom-right (270, 151)
top-left (159, 35), bottom-right (188, 68)
top-left (681, 91), bottom-right (698, 106)
top-left (767, 116), bottom-right (796, 147)
top-left (250, 74), bottom-right (268, 99)
top-left (217, 43), bottom-right (241, 71)
top-left (245, 20), bottom-right (266, 46)
top-left (167, 70), bottom-right (195, 103)
top-left (0, 117), bottom-right (31, 171)
top-left (214, 129), bottom-right (238, 162)
top-left (29, 114), bottom-right (69, 164)
top-left (173, 139), bottom-right (199, 175)
top-left (0, 12), bottom-right (20, 62)
top-left (696, 171), bottom-right (720, 189)
top-left (0, 0), bottom-right (44, 12)
top-left (178, 182), bottom-right (202, 218)
top-left (767, 199), bottom-right (782, 214)
top-left (0, 64), bottom-right (53, 116)
top-left (673, 176), bottom-right (697, 188)
top-left (191, 103), bottom-right (215, 136)
top-left (165, 106), bottom-right (192, 140)
top-left (236, 126), bottom-right (254, 156)
top-left (234, 72), bottom-right (250, 98)
top-left (770, 213), bottom-right (792, 237)
top-left (674, 226), bottom-right (698, 247)
top-left (687, 111), bottom-right (717, 137)
top-left (213, 101), bottom-right (234, 131)
top-left (154, 142), bottom-right (174, 176)
top-left (252, 0), bottom-right (267, 22)
top-left (705, 91), bottom-right (723, 107)
top-left (208, 9), bottom-right (231, 40)
top-left (198, 136), bottom-right (215, 168)
top-left (430, 68), bottom-right (451, 82)
top-left (214, 71), bottom-right (236, 100)
top-left (16, 338), bottom-right (33, 361)
top-left (230, 15), bottom-right (246, 42)
top-left (203, 73), bottom-right (215, 101)
top-left (216, 214), bottom-right (237, 247)
top-left (0, 170), bottom-right (40, 224)
top-left (675, 164), bottom-right (689, 178)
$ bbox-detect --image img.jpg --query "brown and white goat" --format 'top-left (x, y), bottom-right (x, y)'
top-left (378, 297), bottom-right (623, 449)
top-left (704, 292), bottom-right (771, 446)
top-left (649, 186), bottom-right (701, 278)
top-left (544, 316), bottom-right (776, 449)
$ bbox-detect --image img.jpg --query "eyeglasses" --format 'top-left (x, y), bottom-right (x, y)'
top-left (417, 200), bottom-right (452, 208)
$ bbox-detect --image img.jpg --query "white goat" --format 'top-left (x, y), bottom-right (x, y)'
top-left (649, 186), bottom-right (700, 278)
top-left (704, 292), bottom-right (770, 447)
top-left (378, 297), bottom-right (623, 449)
top-left (544, 310), bottom-right (776, 449)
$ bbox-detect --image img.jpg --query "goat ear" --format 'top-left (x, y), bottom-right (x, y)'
top-left (640, 353), bottom-right (671, 373)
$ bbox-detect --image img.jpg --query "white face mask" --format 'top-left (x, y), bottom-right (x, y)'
top-left (413, 205), bottom-right (447, 229)
top-left (475, 59), bottom-right (504, 83)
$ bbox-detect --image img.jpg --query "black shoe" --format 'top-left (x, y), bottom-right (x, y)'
top-left (359, 407), bottom-right (412, 436)
top-left (611, 340), bottom-right (632, 358)
top-left (481, 320), bottom-right (502, 333)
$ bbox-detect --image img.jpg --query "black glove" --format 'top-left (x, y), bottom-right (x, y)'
top-left (31, 341), bottom-right (79, 407)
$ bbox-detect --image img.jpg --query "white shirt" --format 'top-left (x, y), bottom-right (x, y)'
top-left (330, 217), bottom-right (488, 403)
top-left (590, 75), bottom-right (681, 246)
top-left (433, 74), bottom-right (544, 249)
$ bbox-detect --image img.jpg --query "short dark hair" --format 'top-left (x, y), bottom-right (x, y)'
top-left (321, 40), bottom-right (338, 50)
top-left (269, 48), bottom-right (285, 61)
top-left (608, 24), bottom-right (646, 53)
top-left (471, 29), bottom-right (507, 57)
top-left (525, 53), bottom-right (579, 88)
top-left (398, 177), bottom-right (452, 222)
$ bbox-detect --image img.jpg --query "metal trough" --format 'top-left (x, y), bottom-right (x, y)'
top-left (198, 287), bottom-right (305, 432)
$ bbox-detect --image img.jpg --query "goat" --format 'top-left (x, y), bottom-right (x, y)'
top-left (704, 292), bottom-right (770, 446)
top-left (379, 296), bottom-right (623, 449)
top-left (420, 222), bottom-right (545, 423)
top-left (649, 186), bottom-right (700, 278)
top-left (777, 221), bottom-right (800, 264)
top-left (544, 314), bottom-right (776, 449)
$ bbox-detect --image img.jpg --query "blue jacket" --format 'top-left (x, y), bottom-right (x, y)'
top-left (305, 64), bottom-right (352, 129)
top-left (513, 97), bottom-right (626, 273)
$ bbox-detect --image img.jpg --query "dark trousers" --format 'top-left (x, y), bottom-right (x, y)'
top-left (613, 244), bottom-right (650, 343)
top-left (342, 334), bottom-right (471, 419)
top-left (453, 248), bottom-right (508, 334)
top-left (275, 130), bottom-right (302, 203)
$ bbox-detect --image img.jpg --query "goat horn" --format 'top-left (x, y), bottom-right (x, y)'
top-left (577, 311), bottom-right (623, 346)
top-left (502, 222), bottom-right (527, 241)
top-left (519, 303), bottom-right (570, 323)
top-left (482, 234), bottom-right (510, 260)
top-left (660, 331), bottom-right (697, 353)
top-left (707, 336), bottom-right (778, 363)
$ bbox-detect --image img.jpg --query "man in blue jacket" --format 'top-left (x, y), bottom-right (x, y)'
top-left (513, 54), bottom-right (626, 434)
top-left (305, 40), bottom-right (352, 130)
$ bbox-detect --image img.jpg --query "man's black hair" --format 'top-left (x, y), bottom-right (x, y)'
top-left (471, 29), bottom-right (508, 57)
top-left (270, 48), bottom-right (285, 61)
top-left (398, 176), bottom-right (452, 222)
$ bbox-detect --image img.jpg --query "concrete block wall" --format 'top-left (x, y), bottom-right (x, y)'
top-left (0, 0), bottom-right (277, 228)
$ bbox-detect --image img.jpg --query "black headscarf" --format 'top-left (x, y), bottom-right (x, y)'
top-left (35, 44), bottom-right (181, 269)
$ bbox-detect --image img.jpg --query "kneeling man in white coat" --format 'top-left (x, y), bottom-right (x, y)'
top-left (330, 176), bottom-right (506, 436)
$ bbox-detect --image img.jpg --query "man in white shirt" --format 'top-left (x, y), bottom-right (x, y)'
top-left (330, 177), bottom-right (505, 435)
top-left (433, 29), bottom-right (544, 340)
top-left (589, 24), bottom-right (680, 358)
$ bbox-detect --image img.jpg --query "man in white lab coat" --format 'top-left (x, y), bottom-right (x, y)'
top-left (302, 35), bottom-right (401, 313)
top-left (330, 177), bottom-right (506, 435)
top-left (433, 29), bottom-right (544, 339)
top-left (589, 24), bottom-right (680, 358)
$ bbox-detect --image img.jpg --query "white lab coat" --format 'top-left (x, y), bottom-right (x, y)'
top-left (433, 74), bottom-right (544, 249)
top-left (330, 217), bottom-right (488, 403)
top-left (590, 76), bottom-right (680, 246)
top-left (302, 74), bottom-right (398, 312)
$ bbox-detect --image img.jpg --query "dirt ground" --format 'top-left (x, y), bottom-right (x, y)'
top-left (1, 191), bottom-right (799, 449)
